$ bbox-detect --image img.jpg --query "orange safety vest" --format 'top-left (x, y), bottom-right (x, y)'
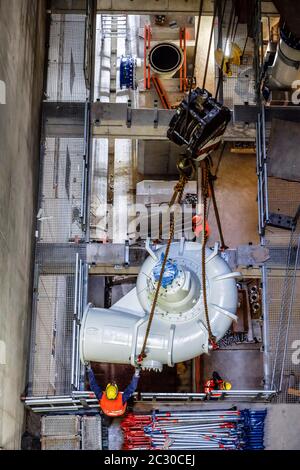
top-left (192, 215), bottom-right (210, 238)
top-left (204, 379), bottom-right (225, 396)
top-left (99, 392), bottom-right (127, 417)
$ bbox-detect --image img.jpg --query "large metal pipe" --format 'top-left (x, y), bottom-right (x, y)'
top-left (267, 24), bottom-right (300, 90)
top-left (149, 42), bottom-right (184, 78)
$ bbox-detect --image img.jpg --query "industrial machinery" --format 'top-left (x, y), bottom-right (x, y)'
top-left (167, 88), bottom-right (231, 160)
top-left (120, 56), bottom-right (143, 90)
top-left (120, 56), bottom-right (137, 90)
top-left (263, 22), bottom-right (300, 93)
top-left (80, 241), bottom-right (240, 371)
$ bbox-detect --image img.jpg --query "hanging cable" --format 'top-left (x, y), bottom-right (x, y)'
top-left (137, 172), bottom-right (190, 364)
top-left (216, 0), bottom-right (228, 49)
top-left (184, 0), bottom-right (205, 133)
top-left (215, 1), bottom-right (236, 100)
top-left (201, 160), bottom-right (217, 347)
top-left (202, 1), bottom-right (218, 89)
top-left (137, 0), bottom-right (232, 364)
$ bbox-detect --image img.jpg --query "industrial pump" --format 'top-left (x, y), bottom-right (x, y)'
top-left (80, 241), bottom-right (240, 371)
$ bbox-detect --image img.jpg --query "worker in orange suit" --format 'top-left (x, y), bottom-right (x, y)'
top-left (86, 363), bottom-right (140, 417)
top-left (204, 371), bottom-right (232, 397)
top-left (192, 214), bottom-right (210, 238)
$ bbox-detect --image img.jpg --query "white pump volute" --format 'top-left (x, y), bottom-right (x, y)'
top-left (80, 241), bottom-right (241, 371)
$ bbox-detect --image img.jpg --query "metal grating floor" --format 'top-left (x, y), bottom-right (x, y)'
top-left (39, 137), bottom-right (85, 244)
top-left (42, 415), bottom-right (80, 437)
top-left (47, 14), bottom-right (87, 102)
top-left (82, 416), bottom-right (102, 450)
top-left (27, 11), bottom-right (89, 400)
top-left (264, 176), bottom-right (300, 402)
top-left (29, 274), bottom-right (75, 396)
top-left (41, 436), bottom-right (81, 450)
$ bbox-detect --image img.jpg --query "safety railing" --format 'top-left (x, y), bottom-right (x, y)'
top-left (71, 254), bottom-right (87, 391)
top-left (256, 105), bottom-right (269, 236)
top-left (24, 389), bottom-right (277, 413)
top-left (271, 232), bottom-right (300, 392)
top-left (140, 390), bottom-right (276, 402)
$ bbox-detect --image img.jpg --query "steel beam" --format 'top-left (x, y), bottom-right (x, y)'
top-left (234, 105), bottom-right (300, 124)
top-left (44, 101), bottom-right (256, 141)
top-left (91, 101), bottom-right (175, 139)
top-left (24, 389), bottom-right (276, 413)
top-left (91, 102), bottom-right (248, 140)
top-left (43, 102), bottom-right (85, 138)
top-left (87, 242), bottom-right (147, 266)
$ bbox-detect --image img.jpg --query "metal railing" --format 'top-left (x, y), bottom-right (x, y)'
top-left (24, 389), bottom-right (276, 413)
top-left (256, 105), bottom-right (269, 236)
top-left (26, 9), bottom-right (93, 400)
top-left (271, 231), bottom-right (300, 392)
top-left (70, 254), bottom-right (86, 391)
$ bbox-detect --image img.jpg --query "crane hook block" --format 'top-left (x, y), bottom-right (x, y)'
top-left (167, 88), bottom-right (231, 160)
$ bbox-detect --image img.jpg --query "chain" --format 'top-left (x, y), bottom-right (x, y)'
top-left (137, 153), bottom-right (226, 363)
top-left (201, 159), bottom-right (217, 347)
top-left (137, 175), bottom-right (188, 364)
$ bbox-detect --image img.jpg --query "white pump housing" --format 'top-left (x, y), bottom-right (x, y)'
top-left (80, 241), bottom-right (241, 371)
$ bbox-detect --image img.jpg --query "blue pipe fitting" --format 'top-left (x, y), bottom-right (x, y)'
top-left (120, 56), bottom-right (136, 90)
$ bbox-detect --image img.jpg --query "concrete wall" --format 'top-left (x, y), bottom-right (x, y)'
top-left (0, 0), bottom-right (46, 449)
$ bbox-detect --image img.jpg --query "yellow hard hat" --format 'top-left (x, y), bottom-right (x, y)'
top-left (106, 383), bottom-right (118, 400)
top-left (223, 381), bottom-right (232, 391)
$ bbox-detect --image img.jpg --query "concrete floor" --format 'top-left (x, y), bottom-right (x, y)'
top-left (202, 347), bottom-right (264, 390)
top-left (208, 149), bottom-right (260, 248)
top-left (264, 405), bottom-right (300, 450)
top-left (0, 0), bottom-right (45, 449)
top-left (107, 401), bottom-right (300, 450)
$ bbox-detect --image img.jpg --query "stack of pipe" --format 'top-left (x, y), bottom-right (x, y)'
top-left (121, 410), bottom-right (245, 450)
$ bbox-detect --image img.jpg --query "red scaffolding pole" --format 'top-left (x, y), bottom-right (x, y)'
top-left (144, 25), bottom-right (151, 90)
top-left (179, 27), bottom-right (187, 92)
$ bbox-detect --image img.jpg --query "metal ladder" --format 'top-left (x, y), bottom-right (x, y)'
top-left (101, 14), bottom-right (127, 39)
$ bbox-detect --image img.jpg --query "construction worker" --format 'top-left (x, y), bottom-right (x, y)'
top-left (204, 371), bottom-right (232, 397)
top-left (86, 363), bottom-right (141, 417)
top-left (192, 214), bottom-right (210, 238)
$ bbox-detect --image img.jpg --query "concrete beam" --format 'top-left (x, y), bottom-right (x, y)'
top-left (50, 0), bottom-right (278, 15)
top-left (51, 0), bottom-right (87, 13)
top-left (97, 0), bottom-right (213, 14)
top-left (95, 1), bottom-right (278, 15)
